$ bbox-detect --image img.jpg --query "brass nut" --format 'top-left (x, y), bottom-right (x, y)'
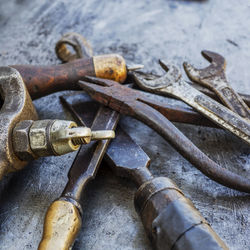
top-left (29, 120), bottom-right (55, 157)
top-left (50, 120), bottom-right (80, 155)
top-left (29, 120), bottom-right (80, 157)
top-left (12, 120), bottom-right (36, 161)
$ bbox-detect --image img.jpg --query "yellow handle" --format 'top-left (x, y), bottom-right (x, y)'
top-left (93, 54), bottom-right (127, 83)
top-left (38, 200), bottom-right (82, 250)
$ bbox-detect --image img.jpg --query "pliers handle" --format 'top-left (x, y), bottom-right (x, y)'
top-left (78, 76), bottom-right (250, 193)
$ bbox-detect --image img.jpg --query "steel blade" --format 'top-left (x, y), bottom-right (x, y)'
top-left (61, 93), bottom-right (151, 182)
top-left (62, 101), bottom-right (119, 201)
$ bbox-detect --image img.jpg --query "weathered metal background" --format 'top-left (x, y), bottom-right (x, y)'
top-left (0, 0), bottom-right (249, 249)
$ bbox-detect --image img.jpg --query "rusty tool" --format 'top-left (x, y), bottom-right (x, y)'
top-left (0, 66), bottom-right (38, 179)
top-left (38, 104), bottom-right (119, 250)
top-left (133, 71), bottom-right (250, 107)
top-left (0, 67), bottom-right (114, 180)
top-left (187, 81), bottom-right (250, 107)
top-left (54, 33), bottom-right (223, 128)
top-left (11, 53), bottom-right (127, 99)
top-left (55, 32), bottom-right (94, 62)
top-left (10, 33), bottom-right (142, 99)
top-left (107, 127), bottom-right (228, 250)
top-left (132, 61), bottom-right (250, 145)
top-left (0, 33), bottom-right (133, 180)
top-left (183, 50), bottom-right (250, 119)
top-left (39, 33), bottom-right (121, 250)
top-left (0, 66), bottom-right (114, 180)
top-left (59, 93), bottom-right (228, 250)
top-left (78, 76), bottom-right (250, 193)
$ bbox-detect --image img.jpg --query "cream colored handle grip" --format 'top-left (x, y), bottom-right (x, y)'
top-left (38, 200), bottom-right (82, 250)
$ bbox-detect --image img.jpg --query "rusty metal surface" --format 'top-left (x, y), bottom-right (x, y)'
top-left (55, 32), bottom-right (93, 62)
top-left (135, 177), bottom-right (228, 250)
top-left (183, 50), bottom-right (250, 119)
top-left (11, 54), bottom-right (128, 99)
top-left (132, 62), bottom-right (250, 145)
top-left (64, 93), bottom-right (227, 249)
top-left (0, 67), bottom-right (38, 179)
top-left (187, 81), bottom-right (250, 107)
top-left (39, 105), bottom-right (119, 249)
top-left (0, 1), bottom-right (250, 250)
top-left (78, 77), bottom-right (250, 193)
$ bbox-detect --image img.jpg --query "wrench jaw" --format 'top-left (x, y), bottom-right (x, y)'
top-left (132, 71), bottom-right (168, 90)
top-left (183, 61), bottom-right (203, 83)
top-left (201, 50), bottom-right (226, 70)
top-left (184, 51), bottom-right (250, 119)
top-left (183, 50), bottom-right (227, 86)
top-left (132, 60), bottom-right (182, 94)
top-left (158, 59), bottom-right (182, 82)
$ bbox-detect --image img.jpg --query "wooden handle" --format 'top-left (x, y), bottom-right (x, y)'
top-left (134, 177), bottom-right (228, 250)
top-left (38, 200), bottom-right (82, 250)
top-left (12, 54), bottom-right (127, 99)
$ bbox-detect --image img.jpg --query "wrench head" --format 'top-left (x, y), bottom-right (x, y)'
top-left (132, 60), bottom-right (182, 91)
top-left (183, 50), bottom-right (226, 83)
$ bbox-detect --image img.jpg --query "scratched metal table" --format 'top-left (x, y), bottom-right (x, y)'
top-left (0, 1), bottom-right (249, 249)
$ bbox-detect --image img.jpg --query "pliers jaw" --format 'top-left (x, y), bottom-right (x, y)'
top-left (78, 76), bottom-right (114, 106)
top-left (77, 75), bottom-right (250, 193)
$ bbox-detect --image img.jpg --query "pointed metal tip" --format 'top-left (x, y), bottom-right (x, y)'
top-left (91, 130), bottom-right (115, 140)
top-left (127, 64), bottom-right (144, 71)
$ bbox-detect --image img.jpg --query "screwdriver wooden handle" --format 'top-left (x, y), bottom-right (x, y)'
top-left (12, 54), bottom-right (127, 99)
top-left (134, 177), bottom-right (228, 250)
top-left (38, 200), bottom-right (82, 250)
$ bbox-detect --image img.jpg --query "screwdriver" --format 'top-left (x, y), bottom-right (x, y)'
top-left (39, 101), bottom-right (119, 250)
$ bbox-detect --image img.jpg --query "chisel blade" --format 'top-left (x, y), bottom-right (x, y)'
top-left (61, 96), bottom-right (119, 200)
top-left (61, 93), bottom-right (150, 180)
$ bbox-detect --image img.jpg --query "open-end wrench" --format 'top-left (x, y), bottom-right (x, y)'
top-left (77, 76), bottom-right (250, 193)
top-left (183, 50), bottom-right (250, 119)
top-left (132, 61), bottom-right (250, 145)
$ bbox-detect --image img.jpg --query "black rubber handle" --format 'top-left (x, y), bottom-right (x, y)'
top-left (134, 177), bottom-right (228, 250)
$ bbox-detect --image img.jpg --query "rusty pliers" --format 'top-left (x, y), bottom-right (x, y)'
top-left (78, 76), bottom-right (250, 193)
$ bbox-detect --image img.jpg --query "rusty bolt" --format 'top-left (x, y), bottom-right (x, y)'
top-left (12, 120), bottom-right (36, 161)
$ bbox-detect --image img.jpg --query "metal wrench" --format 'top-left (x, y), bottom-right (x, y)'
top-left (78, 76), bottom-right (250, 193)
top-left (132, 60), bottom-right (250, 145)
top-left (183, 50), bottom-right (250, 119)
